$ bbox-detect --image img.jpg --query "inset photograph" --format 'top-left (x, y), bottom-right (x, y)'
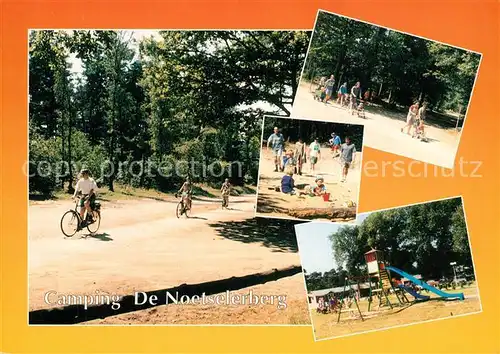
top-left (256, 116), bottom-right (364, 223)
top-left (293, 10), bottom-right (482, 168)
top-left (295, 197), bottom-right (481, 341)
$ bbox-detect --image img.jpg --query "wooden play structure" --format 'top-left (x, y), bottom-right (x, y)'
top-left (335, 249), bottom-right (409, 323)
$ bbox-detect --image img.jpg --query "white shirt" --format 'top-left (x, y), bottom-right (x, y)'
top-left (309, 142), bottom-right (321, 157)
top-left (75, 178), bottom-right (98, 195)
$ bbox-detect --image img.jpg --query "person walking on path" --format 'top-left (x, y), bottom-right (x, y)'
top-left (323, 75), bottom-right (335, 104)
top-left (401, 102), bottom-right (419, 135)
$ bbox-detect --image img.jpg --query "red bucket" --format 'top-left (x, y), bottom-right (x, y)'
top-left (323, 193), bottom-right (330, 202)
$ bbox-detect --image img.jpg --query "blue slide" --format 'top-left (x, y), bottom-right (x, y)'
top-left (398, 285), bottom-right (430, 301)
top-left (385, 266), bottom-right (465, 300)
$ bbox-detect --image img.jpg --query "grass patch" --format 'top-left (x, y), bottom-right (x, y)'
top-left (32, 182), bottom-right (257, 202)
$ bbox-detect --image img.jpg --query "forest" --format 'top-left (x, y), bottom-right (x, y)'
top-left (302, 12), bottom-right (481, 121)
top-left (304, 198), bottom-right (474, 291)
top-left (263, 116), bottom-right (364, 149)
top-left (29, 30), bottom-right (310, 196)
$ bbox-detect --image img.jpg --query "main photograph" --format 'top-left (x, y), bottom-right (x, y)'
top-left (28, 30), bottom-right (312, 325)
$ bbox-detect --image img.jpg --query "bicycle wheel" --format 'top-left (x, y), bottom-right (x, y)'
top-left (176, 201), bottom-right (184, 218)
top-left (184, 204), bottom-right (191, 218)
top-left (86, 210), bottom-right (101, 234)
top-left (60, 210), bottom-right (80, 237)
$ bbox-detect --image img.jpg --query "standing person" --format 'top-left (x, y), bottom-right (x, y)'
top-left (329, 132), bottom-right (342, 157)
top-left (294, 138), bottom-right (307, 175)
top-left (220, 178), bottom-right (231, 209)
top-left (267, 126), bottom-right (284, 172)
top-left (401, 102), bottom-right (419, 135)
top-left (323, 75), bottom-right (335, 103)
top-left (349, 82), bottom-right (361, 114)
top-left (340, 137), bottom-right (356, 183)
top-left (72, 168), bottom-right (98, 225)
top-left (308, 138), bottom-right (322, 173)
top-left (337, 82), bottom-right (348, 106)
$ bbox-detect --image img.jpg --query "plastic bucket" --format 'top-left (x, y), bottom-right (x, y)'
top-left (322, 193), bottom-right (330, 202)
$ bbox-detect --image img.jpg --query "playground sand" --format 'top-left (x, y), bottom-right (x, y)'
top-left (311, 285), bottom-right (480, 340)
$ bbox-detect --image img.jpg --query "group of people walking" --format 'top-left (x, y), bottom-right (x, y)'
top-left (315, 75), bottom-right (364, 115)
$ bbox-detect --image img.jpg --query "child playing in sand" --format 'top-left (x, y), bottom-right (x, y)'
top-left (301, 176), bottom-right (327, 197)
top-left (281, 170), bottom-right (296, 195)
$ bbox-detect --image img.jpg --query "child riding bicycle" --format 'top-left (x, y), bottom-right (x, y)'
top-left (177, 176), bottom-right (193, 211)
top-left (71, 168), bottom-right (98, 226)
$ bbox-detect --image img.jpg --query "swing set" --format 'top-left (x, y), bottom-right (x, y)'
top-left (335, 249), bottom-right (410, 323)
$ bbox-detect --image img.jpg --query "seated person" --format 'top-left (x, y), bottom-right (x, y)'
top-left (281, 170), bottom-right (296, 195)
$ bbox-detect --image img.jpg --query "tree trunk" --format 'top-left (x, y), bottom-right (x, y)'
top-left (67, 94), bottom-right (74, 193)
top-left (288, 207), bottom-right (356, 220)
top-left (140, 153), bottom-right (146, 187)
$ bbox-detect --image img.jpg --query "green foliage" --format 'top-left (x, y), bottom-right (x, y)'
top-left (331, 198), bottom-right (473, 280)
top-left (29, 30), bottom-right (308, 195)
top-left (264, 117), bottom-right (364, 150)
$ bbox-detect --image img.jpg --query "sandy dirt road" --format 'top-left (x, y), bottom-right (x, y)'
top-left (256, 147), bottom-right (361, 222)
top-left (292, 83), bottom-right (461, 168)
top-left (29, 195), bottom-right (309, 324)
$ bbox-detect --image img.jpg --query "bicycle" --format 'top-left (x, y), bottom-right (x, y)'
top-left (60, 198), bottom-right (101, 237)
top-left (175, 193), bottom-right (191, 218)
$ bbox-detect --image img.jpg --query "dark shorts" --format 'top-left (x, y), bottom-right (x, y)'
top-left (79, 194), bottom-right (96, 208)
top-left (344, 162), bottom-right (351, 169)
top-left (310, 156), bottom-right (318, 164)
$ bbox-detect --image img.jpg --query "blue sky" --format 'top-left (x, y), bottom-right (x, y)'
top-left (296, 213), bottom-right (370, 273)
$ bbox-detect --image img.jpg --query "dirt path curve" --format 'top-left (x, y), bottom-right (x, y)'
top-left (256, 147), bottom-right (361, 222)
top-left (29, 195), bottom-right (307, 323)
top-left (292, 83), bottom-right (460, 168)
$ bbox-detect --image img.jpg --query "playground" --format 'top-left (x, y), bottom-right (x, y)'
top-left (296, 198), bottom-right (480, 340)
top-left (311, 284), bottom-right (480, 340)
top-left (308, 249), bottom-right (480, 340)
top-left (28, 191), bottom-right (310, 325)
